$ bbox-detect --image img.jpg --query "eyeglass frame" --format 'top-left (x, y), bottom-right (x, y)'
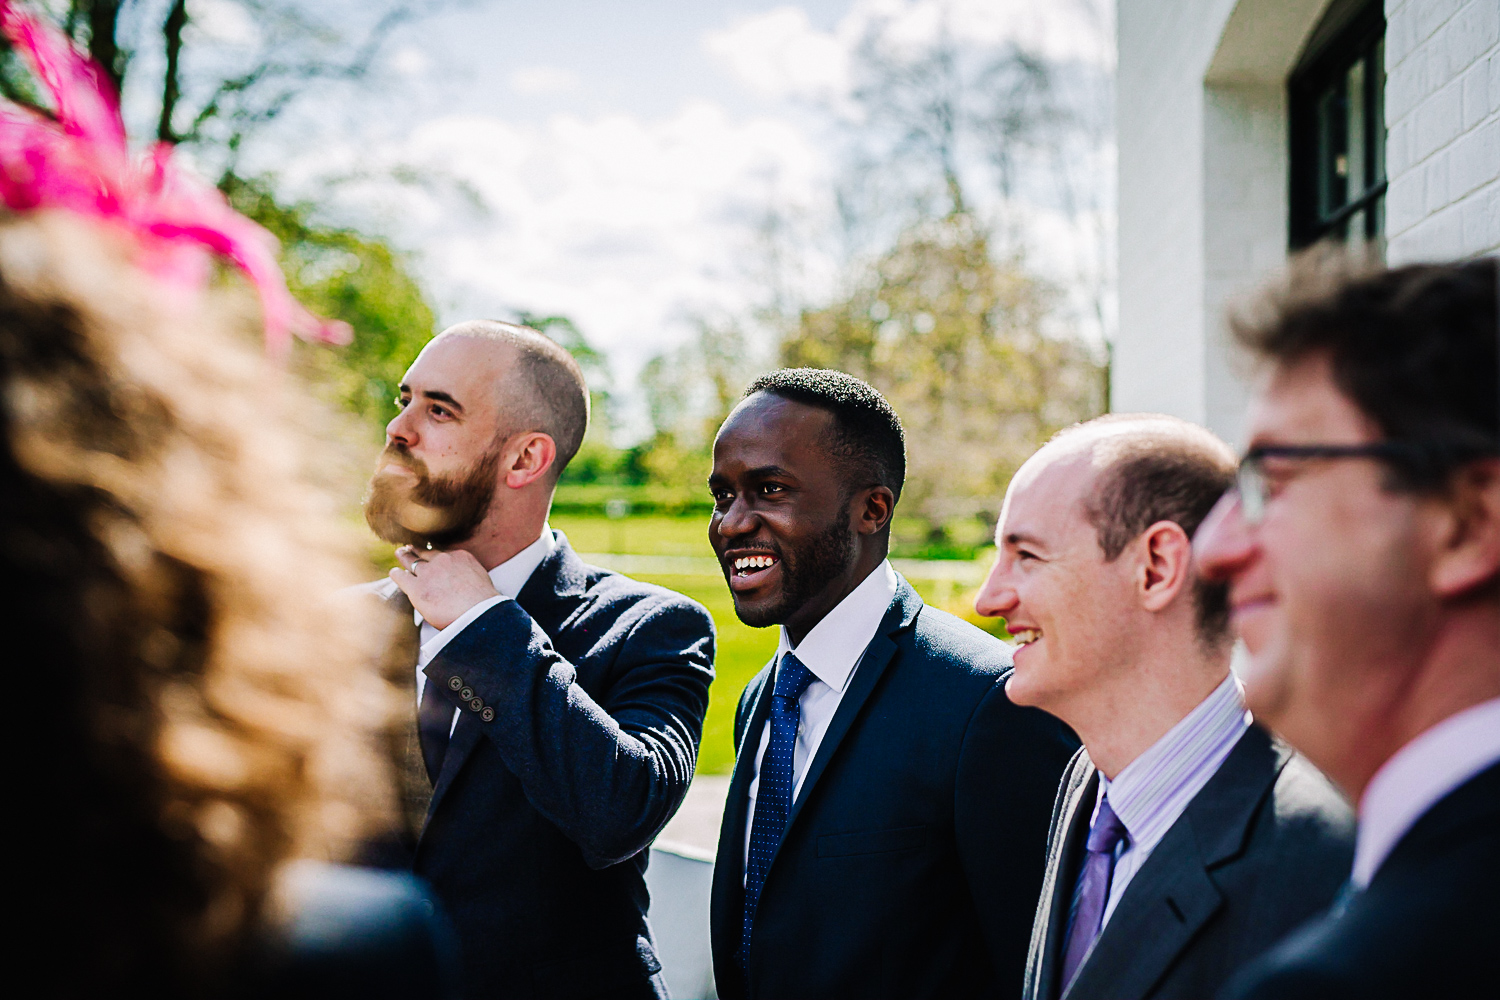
top-left (1233, 441), bottom-right (1495, 524)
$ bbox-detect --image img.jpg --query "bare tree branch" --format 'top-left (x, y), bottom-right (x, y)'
top-left (0, 62), bottom-right (56, 119)
top-left (157, 0), bottom-right (187, 142)
top-left (70, 0), bottom-right (127, 96)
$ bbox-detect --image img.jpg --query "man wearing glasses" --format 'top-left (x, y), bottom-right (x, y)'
top-left (976, 414), bottom-right (1353, 1000)
top-left (1197, 257), bottom-right (1500, 999)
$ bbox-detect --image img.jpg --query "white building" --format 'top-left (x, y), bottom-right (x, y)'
top-left (1114, 0), bottom-right (1499, 444)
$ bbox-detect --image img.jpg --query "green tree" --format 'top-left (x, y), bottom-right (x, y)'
top-left (631, 319), bottom-right (760, 502)
top-left (226, 177), bottom-right (435, 435)
top-left (515, 313), bottom-right (622, 486)
top-left (782, 211), bottom-right (1103, 525)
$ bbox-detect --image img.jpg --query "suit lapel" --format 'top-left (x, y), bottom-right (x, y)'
top-left (721, 670), bottom-right (776, 874)
top-left (779, 581), bottom-right (920, 842)
top-left (1063, 727), bottom-right (1282, 1000)
top-left (1030, 759), bottom-right (1097, 1000)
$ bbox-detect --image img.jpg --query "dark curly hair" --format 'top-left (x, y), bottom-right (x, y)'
top-left (3, 214), bottom-right (397, 998)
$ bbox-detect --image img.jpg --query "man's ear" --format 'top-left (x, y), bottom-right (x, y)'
top-left (1137, 519), bottom-right (1193, 613)
top-left (1429, 459), bottom-right (1500, 598)
top-left (854, 485), bottom-right (896, 536)
top-left (502, 432), bottom-right (558, 490)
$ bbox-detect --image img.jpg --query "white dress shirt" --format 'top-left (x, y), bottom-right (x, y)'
top-left (412, 525), bottom-right (556, 734)
top-left (1352, 696), bottom-right (1500, 888)
top-left (742, 560), bottom-right (899, 872)
top-left (1091, 673), bottom-right (1252, 927)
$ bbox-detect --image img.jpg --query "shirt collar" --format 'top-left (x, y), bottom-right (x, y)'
top-left (414, 524), bottom-right (555, 626)
top-left (1353, 696), bottom-right (1500, 887)
top-left (1099, 672), bottom-right (1250, 849)
top-left (775, 560), bottom-right (898, 693)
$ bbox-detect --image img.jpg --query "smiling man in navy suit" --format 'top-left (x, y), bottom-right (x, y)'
top-left (360, 320), bottom-right (715, 1000)
top-left (706, 368), bottom-right (1078, 1000)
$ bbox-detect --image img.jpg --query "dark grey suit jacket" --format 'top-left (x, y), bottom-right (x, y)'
top-left (1023, 725), bottom-right (1354, 1000)
top-left (362, 533), bottom-right (715, 1000)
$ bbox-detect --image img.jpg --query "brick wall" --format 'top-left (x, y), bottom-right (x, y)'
top-left (1384, 0), bottom-right (1500, 262)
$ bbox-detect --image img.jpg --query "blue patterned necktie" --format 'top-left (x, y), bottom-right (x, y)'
top-left (1060, 793), bottom-right (1130, 990)
top-left (741, 651), bottom-right (815, 973)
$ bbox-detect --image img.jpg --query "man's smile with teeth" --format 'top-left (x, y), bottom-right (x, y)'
top-left (733, 554), bottom-right (779, 575)
top-left (1012, 628), bottom-right (1042, 645)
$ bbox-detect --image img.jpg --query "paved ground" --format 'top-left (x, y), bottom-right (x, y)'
top-left (657, 774), bottom-right (731, 859)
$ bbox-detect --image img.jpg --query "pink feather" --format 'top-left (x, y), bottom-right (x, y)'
top-left (0, 0), bottom-right (352, 354)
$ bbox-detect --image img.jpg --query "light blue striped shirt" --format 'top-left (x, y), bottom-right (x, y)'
top-left (1092, 672), bottom-right (1252, 927)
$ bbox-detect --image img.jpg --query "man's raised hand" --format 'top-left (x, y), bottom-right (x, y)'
top-left (392, 545), bottom-right (501, 630)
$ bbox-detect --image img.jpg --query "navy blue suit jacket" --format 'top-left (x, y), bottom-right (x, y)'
top-left (368, 533), bottom-right (715, 1000)
top-left (1222, 760), bottom-right (1500, 1000)
top-left (709, 579), bottom-right (1079, 1000)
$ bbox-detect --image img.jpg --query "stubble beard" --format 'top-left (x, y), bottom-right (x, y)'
top-left (733, 497), bottom-right (857, 628)
top-left (363, 442), bottom-right (501, 550)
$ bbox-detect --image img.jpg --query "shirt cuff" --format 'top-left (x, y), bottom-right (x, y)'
top-left (417, 595), bottom-right (508, 669)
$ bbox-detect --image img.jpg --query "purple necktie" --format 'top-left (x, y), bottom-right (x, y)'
top-left (1059, 794), bottom-right (1130, 992)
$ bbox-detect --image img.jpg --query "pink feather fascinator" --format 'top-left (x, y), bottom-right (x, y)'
top-left (0, 0), bottom-right (350, 354)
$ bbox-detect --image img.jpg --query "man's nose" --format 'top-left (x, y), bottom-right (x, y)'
top-left (386, 406), bottom-right (416, 448)
top-left (974, 559), bottom-right (1019, 619)
top-left (713, 494), bottom-right (759, 539)
top-left (1194, 492), bottom-right (1255, 582)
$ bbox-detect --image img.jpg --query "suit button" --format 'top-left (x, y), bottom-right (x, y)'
top-left (469, 697), bottom-right (484, 712)
top-left (459, 686), bottom-right (475, 701)
top-left (480, 707), bottom-right (496, 723)
top-left (448, 676), bottom-right (462, 691)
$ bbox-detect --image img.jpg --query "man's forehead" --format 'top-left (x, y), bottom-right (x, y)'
top-left (1002, 448), bottom-right (1096, 536)
top-left (716, 393), bottom-right (834, 455)
top-left (1248, 355), bottom-right (1379, 445)
top-left (406, 334), bottom-right (513, 391)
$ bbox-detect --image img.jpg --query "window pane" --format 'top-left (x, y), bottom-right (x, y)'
top-left (1371, 37), bottom-right (1385, 186)
top-left (1347, 58), bottom-right (1366, 197)
top-left (1316, 82), bottom-right (1350, 218)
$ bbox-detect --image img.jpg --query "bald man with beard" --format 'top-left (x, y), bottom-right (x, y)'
top-left (359, 321), bottom-right (715, 1000)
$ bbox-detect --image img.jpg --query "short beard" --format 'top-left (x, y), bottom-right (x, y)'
top-left (733, 496), bottom-right (857, 628)
top-left (363, 442), bottom-right (501, 549)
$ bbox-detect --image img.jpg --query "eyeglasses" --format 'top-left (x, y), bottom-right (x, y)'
top-left (1234, 442), bottom-right (1447, 524)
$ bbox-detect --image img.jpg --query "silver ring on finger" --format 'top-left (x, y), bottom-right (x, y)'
top-left (408, 561), bottom-right (421, 577)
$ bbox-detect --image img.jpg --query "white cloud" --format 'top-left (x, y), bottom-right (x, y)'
top-left (704, 6), bottom-right (849, 101)
top-left (390, 46), bottom-right (431, 78)
top-left (301, 100), bottom-right (831, 388)
top-left (705, 0), bottom-right (1112, 102)
top-left (508, 66), bottom-right (583, 96)
top-left (186, 0), bottom-right (260, 47)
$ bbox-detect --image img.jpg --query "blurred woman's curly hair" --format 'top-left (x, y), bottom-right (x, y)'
top-left (1, 213), bottom-right (397, 998)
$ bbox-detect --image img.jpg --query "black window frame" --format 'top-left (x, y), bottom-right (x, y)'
top-left (1288, 0), bottom-right (1387, 250)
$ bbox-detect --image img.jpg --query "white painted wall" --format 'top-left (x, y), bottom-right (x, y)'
top-left (1115, 0), bottom-right (1328, 445)
top-left (1116, 0), bottom-right (1497, 444)
top-left (1384, 0), bottom-right (1500, 263)
top-left (1115, 0), bottom-right (1233, 427)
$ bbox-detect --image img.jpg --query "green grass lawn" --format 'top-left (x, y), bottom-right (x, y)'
top-left (552, 513), bottom-right (716, 558)
top-left (550, 512), bottom-right (1006, 775)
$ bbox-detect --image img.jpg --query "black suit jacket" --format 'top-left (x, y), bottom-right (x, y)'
top-left (1222, 760), bottom-right (1500, 1000)
top-left (1023, 725), bottom-right (1354, 1000)
top-left (709, 580), bottom-right (1079, 1000)
top-left (365, 534), bottom-right (715, 1000)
